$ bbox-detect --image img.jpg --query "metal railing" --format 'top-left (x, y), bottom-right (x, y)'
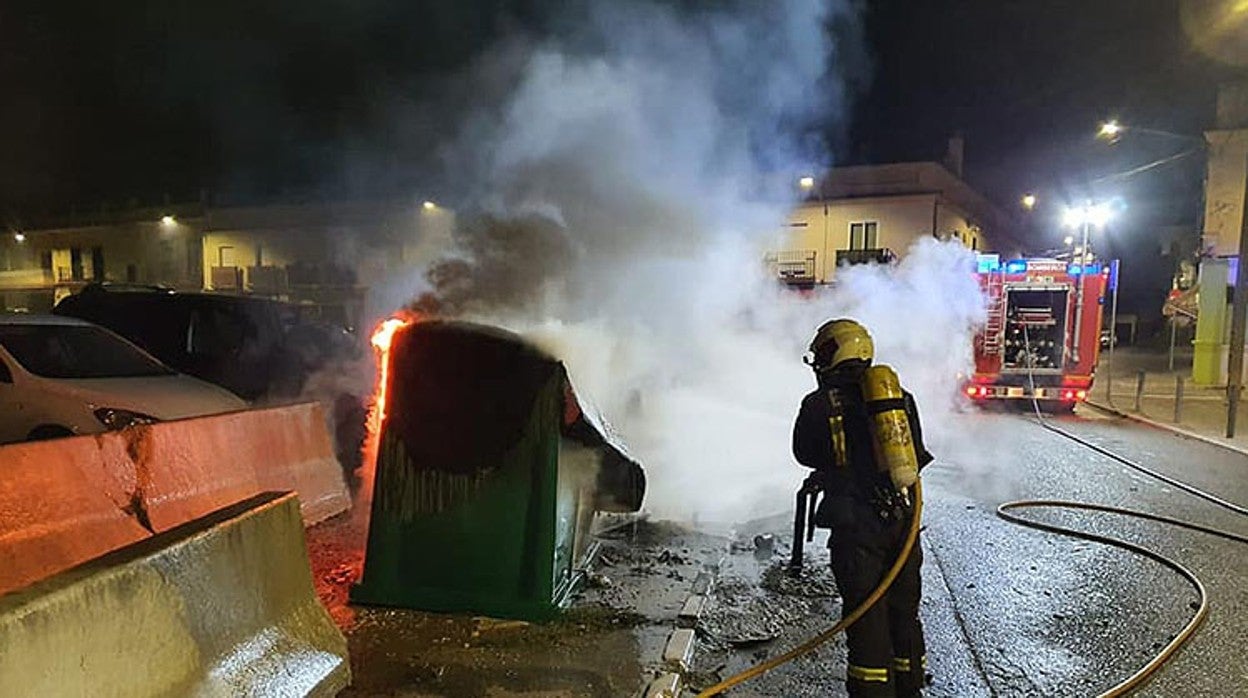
top-left (766, 249), bottom-right (817, 284)
top-left (835, 248), bottom-right (897, 266)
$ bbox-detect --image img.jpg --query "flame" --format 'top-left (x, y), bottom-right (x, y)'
top-left (369, 317), bottom-right (411, 427)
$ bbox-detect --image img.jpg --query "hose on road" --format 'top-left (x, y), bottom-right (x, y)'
top-left (1000, 324), bottom-right (1248, 696)
top-left (694, 479), bottom-right (924, 697)
top-left (996, 498), bottom-right (1248, 697)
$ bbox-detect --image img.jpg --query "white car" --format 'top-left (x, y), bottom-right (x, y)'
top-left (0, 314), bottom-right (247, 444)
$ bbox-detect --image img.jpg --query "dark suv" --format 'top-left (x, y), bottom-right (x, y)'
top-left (54, 284), bottom-right (367, 473)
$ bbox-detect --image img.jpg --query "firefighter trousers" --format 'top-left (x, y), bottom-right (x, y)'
top-left (829, 521), bottom-right (926, 698)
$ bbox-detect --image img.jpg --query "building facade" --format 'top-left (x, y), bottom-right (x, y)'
top-left (0, 199), bottom-right (452, 330)
top-left (1193, 81), bottom-right (1248, 385)
top-left (769, 160), bottom-right (1020, 285)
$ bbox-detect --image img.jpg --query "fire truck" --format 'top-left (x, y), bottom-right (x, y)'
top-left (966, 255), bottom-right (1109, 407)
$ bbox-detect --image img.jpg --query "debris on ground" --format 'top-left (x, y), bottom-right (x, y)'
top-left (760, 560), bottom-right (839, 599)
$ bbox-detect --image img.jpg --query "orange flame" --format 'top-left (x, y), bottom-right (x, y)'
top-left (369, 317), bottom-right (411, 426)
top-left (356, 312), bottom-right (420, 555)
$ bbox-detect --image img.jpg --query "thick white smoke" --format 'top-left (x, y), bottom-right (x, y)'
top-left (380, 0), bottom-right (989, 523)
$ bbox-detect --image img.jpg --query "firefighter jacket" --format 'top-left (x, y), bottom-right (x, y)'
top-left (792, 363), bottom-right (933, 530)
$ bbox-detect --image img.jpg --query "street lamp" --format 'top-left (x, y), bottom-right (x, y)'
top-left (13, 232), bottom-right (25, 243)
top-left (1063, 202), bottom-right (1113, 363)
top-left (422, 200), bottom-right (438, 211)
top-left (1021, 193), bottom-right (1037, 210)
top-left (161, 215), bottom-right (176, 226)
top-left (1098, 120), bottom-right (1124, 142)
top-left (798, 174), bottom-right (828, 280)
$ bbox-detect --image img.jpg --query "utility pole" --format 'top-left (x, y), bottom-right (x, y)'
top-left (1106, 259), bottom-right (1120, 405)
top-left (1071, 218), bottom-right (1091, 364)
top-left (1226, 152), bottom-right (1248, 438)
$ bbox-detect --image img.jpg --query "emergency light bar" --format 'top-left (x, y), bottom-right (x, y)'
top-left (1067, 263), bottom-right (1103, 276)
top-left (976, 254), bottom-right (1001, 273)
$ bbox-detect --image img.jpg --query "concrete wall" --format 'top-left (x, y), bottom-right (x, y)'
top-left (1203, 128), bottom-right (1248, 257)
top-left (781, 193), bottom-right (989, 283)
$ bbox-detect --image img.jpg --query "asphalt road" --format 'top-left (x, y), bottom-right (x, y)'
top-left (693, 407), bottom-right (1248, 697)
top-left (308, 406), bottom-right (1248, 696)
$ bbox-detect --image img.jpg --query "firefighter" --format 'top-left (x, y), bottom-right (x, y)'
top-left (792, 318), bottom-right (934, 698)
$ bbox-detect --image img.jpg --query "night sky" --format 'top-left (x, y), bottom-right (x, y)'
top-left (2, 0), bottom-right (1243, 316)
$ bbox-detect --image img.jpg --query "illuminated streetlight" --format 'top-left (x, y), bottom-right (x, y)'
top-left (422, 201), bottom-right (437, 211)
top-left (14, 232), bottom-right (26, 243)
top-left (1063, 235), bottom-right (1074, 246)
top-left (1062, 202), bottom-right (1112, 230)
top-left (161, 215), bottom-right (176, 226)
top-left (799, 176), bottom-right (816, 191)
top-left (1098, 120), bottom-right (1123, 141)
top-left (1063, 201), bottom-right (1113, 363)
top-left (1021, 193), bottom-right (1037, 210)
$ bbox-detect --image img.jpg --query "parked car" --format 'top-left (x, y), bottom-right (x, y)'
top-left (54, 284), bottom-right (368, 473)
top-left (0, 314), bottom-right (245, 444)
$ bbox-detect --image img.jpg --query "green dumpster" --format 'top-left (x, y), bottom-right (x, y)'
top-left (350, 320), bottom-right (645, 620)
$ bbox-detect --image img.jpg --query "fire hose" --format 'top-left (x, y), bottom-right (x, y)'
top-left (996, 324), bottom-right (1248, 696)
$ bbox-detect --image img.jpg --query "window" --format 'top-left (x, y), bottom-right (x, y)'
top-left (188, 306), bottom-right (248, 358)
top-left (848, 221), bottom-right (878, 250)
top-left (0, 324), bottom-right (173, 379)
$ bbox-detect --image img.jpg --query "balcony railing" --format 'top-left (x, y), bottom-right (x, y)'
top-left (836, 248), bottom-right (897, 266)
top-left (766, 249), bottom-right (817, 284)
top-left (0, 268), bottom-right (54, 290)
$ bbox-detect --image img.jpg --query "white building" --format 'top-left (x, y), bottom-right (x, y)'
top-left (770, 153), bottom-right (1021, 285)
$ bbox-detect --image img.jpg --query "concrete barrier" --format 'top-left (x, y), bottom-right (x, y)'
top-left (137, 402), bottom-right (351, 530)
top-left (0, 492), bottom-right (351, 697)
top-left (0, 402), bottom-right (349, 596)
top-left (0, 435), bottom-right (151, 596)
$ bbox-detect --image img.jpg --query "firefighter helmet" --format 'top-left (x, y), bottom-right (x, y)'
top-left (808, 318), bottom-right (874, 372)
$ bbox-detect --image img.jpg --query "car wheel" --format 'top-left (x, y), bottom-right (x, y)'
top-left (27, 425), bottom-right (75, 441)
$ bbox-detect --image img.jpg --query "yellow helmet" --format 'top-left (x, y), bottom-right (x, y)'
top-left (808, 318), bottom-right (874, 371)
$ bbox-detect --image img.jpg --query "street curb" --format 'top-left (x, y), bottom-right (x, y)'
top-left (644, 672), bottom-right (683, 698)
top-left (645, 562), bottom-right (722, 697)
top-left (1083, 399), bottom-right (1248, 458)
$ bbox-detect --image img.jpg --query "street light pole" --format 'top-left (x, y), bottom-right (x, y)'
top-left (1072, 218), bottom-right (1091, 364)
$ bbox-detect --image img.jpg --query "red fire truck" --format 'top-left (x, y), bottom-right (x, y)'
top-left (966, 255), bottom-right (1109, 407)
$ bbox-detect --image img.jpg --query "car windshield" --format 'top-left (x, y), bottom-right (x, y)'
top-left (0, 324), bottom-right (175, 379)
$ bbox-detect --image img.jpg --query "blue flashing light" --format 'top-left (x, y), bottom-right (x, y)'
top-left (976, 254), bottom-right (1001, 273)
top-left (1004, 260), bottom-right (1028, 274)
top-left (1068, 263), bottom-right (1103, 276)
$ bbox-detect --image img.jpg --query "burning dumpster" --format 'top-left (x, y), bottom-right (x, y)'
top-left (351, 320), bottom-right (645, 620)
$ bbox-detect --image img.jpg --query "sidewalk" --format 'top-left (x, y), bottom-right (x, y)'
top-left (1087, 346), bottom-right (1248, 455)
